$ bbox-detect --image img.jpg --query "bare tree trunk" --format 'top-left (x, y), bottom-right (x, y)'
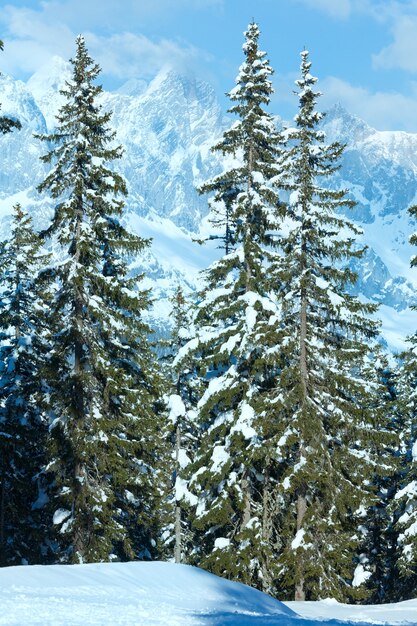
top-left (174, 423), bottom-right (182, 564)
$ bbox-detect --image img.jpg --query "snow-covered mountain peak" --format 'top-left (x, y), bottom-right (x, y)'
top-left (116, 77), bottom-right (147, 97)
top-left (0, 73), bottom-right (45, 132)
top-left (1, 61), bottom-right (417, 345)
top-left (322, 103), bottom-right (375, 144)
top-left (27, 55), bottom-right (71, 94)
top-left (26, 55), bottom-right (71, 130)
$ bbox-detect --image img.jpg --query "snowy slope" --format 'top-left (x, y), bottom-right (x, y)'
top-left (1, 561), bottom-right (416, 626)
top-left (1, 59), bottom-right (417, 346)
top-left (288, 598), bottom-right (417, 625)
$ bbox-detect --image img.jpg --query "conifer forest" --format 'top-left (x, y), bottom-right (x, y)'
top-left (1, 23), bottom-right (417, 605)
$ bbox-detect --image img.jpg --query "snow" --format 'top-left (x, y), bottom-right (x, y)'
top-left (287, 598), bottom-right (417, 624)
top-left (0, 561), bottom-right (416, 625)
top-left (168, 394), bottom-right (186, 421)
top-left (231, 401), bottom-right (257, 441)
top-left (352, 564), bottom-right (372, 588)
top-left (52, 508), bottom-right (71, 525)
top-left (175, 477), bottom-right (198, 506)
top-left (210, 444), bottom-right (230, 472)
top-left (291, 528), bottom-right (306, 550)
top-left (412, 439), bottom-right (417, 461)
top-left (214, 537), bottom-right (230, 549)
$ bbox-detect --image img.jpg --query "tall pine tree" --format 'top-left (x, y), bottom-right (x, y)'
top-left (177, 22), bottom-right (286, 592)
top-left (164, 286), bottom-right (198, 564)
top-left (391, 201), bottom-right (417, 594)
top-left (269, 50), bottom-right (389, 601)
top-left (0, 204), bottom-right (51, 566)
top-left (36, 36), bottom-right (164, 564)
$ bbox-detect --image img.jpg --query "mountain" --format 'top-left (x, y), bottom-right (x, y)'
top-left (1, 58), bottom-right (416, 347)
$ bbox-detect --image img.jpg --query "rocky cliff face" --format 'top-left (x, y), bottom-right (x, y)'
top-left (1, 59), bottom-right (416, 345)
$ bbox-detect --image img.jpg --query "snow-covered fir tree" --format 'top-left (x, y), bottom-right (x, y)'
top-left (164, 286), bottom-right (198, 564)
top-left (268, 50), bottom-right (389, 601)
top-left (0, 204), bottom-right (51, 566)
top-left (176, 22), bottom-right (286, 592)
top-left (392, 205), bottom-right (417, 594)
top-left (0, 40), bottom-right (21, 135)
top-left (36, 36), bottom-right (165, 563)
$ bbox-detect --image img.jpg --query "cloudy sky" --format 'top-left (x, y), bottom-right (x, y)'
top-left (2, 0), bottom-right (417, 131)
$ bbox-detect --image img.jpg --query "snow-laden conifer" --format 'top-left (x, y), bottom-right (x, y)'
top-left (36, 36), bottom-right (164, 563)
top-left (0, 40), bottom-right (21, 135)
top-left (392, 208), bottom-right (417, 590)
top-left (162, 287), bottom-right (198, 564)
top-left (268, 50), bottom-right (389, 601)
top-left (0, 204), bottom-right (51, 566)
top-left (176, 22), bottom-right (286, 591)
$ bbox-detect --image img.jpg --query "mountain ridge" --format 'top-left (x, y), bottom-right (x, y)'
top-left (1, 57), bottom-right (416, 347)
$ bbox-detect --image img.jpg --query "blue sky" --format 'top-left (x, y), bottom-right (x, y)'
top-left (2, 0), bottom-right (417, 130)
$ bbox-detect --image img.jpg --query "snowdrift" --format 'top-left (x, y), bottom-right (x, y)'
top-left (0, 561), bottom-right (295, 625)
top-left (0, 560), bottom-right (416, 625)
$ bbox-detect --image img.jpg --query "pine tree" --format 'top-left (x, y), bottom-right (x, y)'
top-left (0, 204), bottom-right (51, 566)
top-left (0, 40), bottom-right (21, 135)
top-left (36, 36), bottom-right (164, 563)
top-left (164, 286), bottom-right (198, 564)
top-left (358, 365), bottom-right (400, 602)
top-left (177, 22), bottom-right (285, 592)
top-left (392, 350), bottom-right (417, 596)
top-left (391, 204), bottom-right (417, 592)
top-left (268, 50), bottom-right (389, 601)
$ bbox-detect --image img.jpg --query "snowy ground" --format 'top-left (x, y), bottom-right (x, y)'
top-left (0, 561), bottom-right (416, 626)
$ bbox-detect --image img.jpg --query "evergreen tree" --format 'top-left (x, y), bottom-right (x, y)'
top-left (177, 22), bottom-right (285, 592)
top-left (268, 50), bottom-right (388, 601)
top-left (0, 204), bottom-right (51, 566)
top-left (391, 204), bottom-right (417, 592)
top-left (0, 40), bottom-right (21, 135)
top-left (164, 286), bottom-right (198, 564)
top-left (36, 36), bottom-right (164, 563)
top-left (357, 365), bottom-right (400, 602)
top-left (393, 350), bottom-right (417, 596)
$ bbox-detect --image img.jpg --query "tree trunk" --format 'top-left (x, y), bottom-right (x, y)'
top-left (72, 204), bottom-right (86, 562)
top-left (261, 468), bottom-right (273, 593)
top-left (295, 198), bottom-right (308, 602)
top-left (242, 477), bottom-right (251, 527)
top-left (294, 492), bottom-right (307, 601)
top-left (174, 422), bottom-right (182, 564)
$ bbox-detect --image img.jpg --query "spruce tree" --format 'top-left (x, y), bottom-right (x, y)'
top-left (269, 50), bottom-right (388, 601)
top-left (36, 36), bottom-right (164, 563)
top-left (391, 205), bottom-right (417, 592)
top-left (355, 365), bottom-right (400, 602)
top-left (164, 286), bottom-right (198, 564)
top-left (0, 204), bottom-right (51, 566)
top-left (0, 40), bottom-right (21, 135)
top-left (177, 22), bottom-right (285, 592)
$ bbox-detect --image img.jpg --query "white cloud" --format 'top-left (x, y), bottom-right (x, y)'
top-left (272, 71), bottom-right (417, 132)
top-left (0, 6), bottom-right (74, 75)
top-left (289, 0), bottom-right (353, 19)
top-left (320, 76), bottom-right (417, 132)
top-left (36, 0), bottom-right (222, 30)
top-left (373, 14), bottom-right (417, 72)
top-left (87, 32), bottom-right (211, 81)
top-left (0, 1), bottom-right (214, 80)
